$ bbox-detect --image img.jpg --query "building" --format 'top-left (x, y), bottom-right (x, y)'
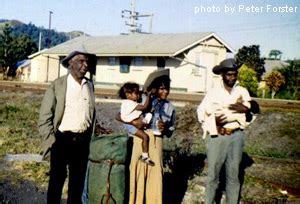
top-left (29, 32), bottom-right (234, 92)
top-left (15, 59), bottom-right (31, 81)
top-left (264, 59), bottom-right (289, 76)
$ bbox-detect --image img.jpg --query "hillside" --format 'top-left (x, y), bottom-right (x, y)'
top-left (0, 19), bottom-right (88, 48)
top-left (0, 19), bottom-right (24, 27)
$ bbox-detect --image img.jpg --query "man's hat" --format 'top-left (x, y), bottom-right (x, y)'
top-left (61, 45), bottom-right (97, 68)
top-left (143, 69), bottom-right (170, 91)
top-left (212, 58), bottom-right (239, 75)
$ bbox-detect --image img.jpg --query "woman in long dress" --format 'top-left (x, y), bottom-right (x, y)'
top-left (129, 74), bottom-right (176, 204)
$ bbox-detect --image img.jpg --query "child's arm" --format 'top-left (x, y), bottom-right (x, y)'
top-left (115, 112), bottom-right (145, 129)
top-left (228, 102), bottom-right (249, 113)
top-left (134, 89), bottom-right (155, 112)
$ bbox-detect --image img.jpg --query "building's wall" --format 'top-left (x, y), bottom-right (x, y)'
top-left (30, 37), bottom-right (229, 92)
top-left (47, 55), bottom-right (61, 82)
top-left (94, 38), bottom-right (227, 92)
top-left (30, 54), bottom-right (61, 82)
top-left (22, 66), bottom-right (30, 81)
top-left (95, 57), bottom-right (159, 87)
top-left (30, 55), bottom-right (47, 82)
top-left (58, 63), bottom-right (68, 78)
top-left (170, 37), bottom-right (227, 92)
top-left (16, 65), bottom-right (30, 81)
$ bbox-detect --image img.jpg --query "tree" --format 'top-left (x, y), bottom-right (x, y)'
top-left (12, 22), bottom-right (69, 49)
top-left (235, 45), bottom-right (265, 81)
top-left (237, 64), bottom-right (259, 97)
top-left (0, 24), bottom-right (37, 77)
top-left (269, 49), bottom-right (282, 60)
top-left (277, 60), bottom-right (300, 99)
top-left (265, 70), bottom-right (285, 99)
top-left (0, 24), bottom-right (15, 76)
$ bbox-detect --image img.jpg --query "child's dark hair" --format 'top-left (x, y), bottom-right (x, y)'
top-left (147, 75), bottom-right (171, 91)
top-left (118, 82), bottom-right (140, 99)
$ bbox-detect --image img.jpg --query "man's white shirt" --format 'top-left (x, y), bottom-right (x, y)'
top-left (58, 74), bottom-right (94, 133)
top-left (197, 79), bottom-right (251, 137)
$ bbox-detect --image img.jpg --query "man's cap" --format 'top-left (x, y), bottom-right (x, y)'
top-left (212, 58), bottom-right (239, 75)
top-left (143, 69), bottom-right (170, 91)
top-left (61, 45), bottom-right (97, 69)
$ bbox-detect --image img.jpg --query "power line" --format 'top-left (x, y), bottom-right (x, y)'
top-left (215, 22), bottom-right (299, 33)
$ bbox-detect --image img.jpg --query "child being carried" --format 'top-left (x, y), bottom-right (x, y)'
top-left (118, 82), bottom-right (155, 166)
top-left (203, 94), bottom-right (259, 138)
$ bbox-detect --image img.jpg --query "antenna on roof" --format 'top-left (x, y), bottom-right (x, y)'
top-left (121, 0), bottom-right (153, 34)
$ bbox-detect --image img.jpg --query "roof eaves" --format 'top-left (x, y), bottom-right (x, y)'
top-left (210, 33), bottom-right (235, 53)
top-left (28, 49), bottom-right (48, 58)
top-left (172, 32), bottom-right (212, 56)
top-left (94, 53), bottom-right (173, 57)
top-left (172, 32), bottom-right (235, 56)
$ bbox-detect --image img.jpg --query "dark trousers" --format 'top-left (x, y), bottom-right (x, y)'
top-left (47, 131), bottom-right (90, 204)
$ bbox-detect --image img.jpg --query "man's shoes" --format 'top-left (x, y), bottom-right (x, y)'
top-left (139, 156), bottom-right (155, 166)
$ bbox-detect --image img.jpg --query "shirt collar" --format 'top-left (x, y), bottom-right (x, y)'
top-left (220, 79), bottom-right (240, 90)
top-left (68, 74), bottom-right (88, 86)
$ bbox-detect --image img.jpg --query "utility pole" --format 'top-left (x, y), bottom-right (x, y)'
top-left (47, 11), bottom-right (53, 48)
top-left (38, 31), bottom-right (42, 51)
top-left (46, 11), bottom-right (53, 82)
top-left (121, 0), bottom-right (153, 34)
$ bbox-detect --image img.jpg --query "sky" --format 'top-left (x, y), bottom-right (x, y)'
top-left (2, 0), bottom-right (300, 60)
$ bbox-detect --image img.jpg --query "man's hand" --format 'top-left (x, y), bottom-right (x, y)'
top-left (229, 102), bottom-right (249, 113)
top-left (157, 120), bottom-right (165, 132)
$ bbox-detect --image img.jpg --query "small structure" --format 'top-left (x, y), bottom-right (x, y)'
top-left (264, 59), bottom-right (289, 75)
top-left (29, 32), bottom-right (234, 92)
top-left (16, 59), bottom-right (31, 81)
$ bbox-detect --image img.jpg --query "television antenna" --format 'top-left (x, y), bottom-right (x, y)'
top-left (121, 0), bottom-right (153, 34)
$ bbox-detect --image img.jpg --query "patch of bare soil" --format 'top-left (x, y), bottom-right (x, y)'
top-left (0, 159), bottom-right (46, 204)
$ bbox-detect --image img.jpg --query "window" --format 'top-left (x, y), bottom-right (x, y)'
top-left (133, 57), bottom-right (143, 66)
top-left (119, 57), bottom-right (131, 73)
top-left (192, 67), bottom-right (201, 76)
top-left (157, 57), bottom-right (166, 69)
top-left (193, 53), bottom-right (201, 76)
top-left (108, 57), bottom-right (116, 66)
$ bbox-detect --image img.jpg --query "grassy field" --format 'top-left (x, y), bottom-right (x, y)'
top-left (1, 91), bottom-right (300, 203)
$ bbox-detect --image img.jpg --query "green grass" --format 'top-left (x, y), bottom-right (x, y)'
top-left (245, 145), bottom-right (289, 158)
top-left (0, 92), bottom-right (49, 193)
top-left (0, 93), bottom-right (42, 156)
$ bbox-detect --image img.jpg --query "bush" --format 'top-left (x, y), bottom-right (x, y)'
top-left (238, 64), bottom-right (259, 97)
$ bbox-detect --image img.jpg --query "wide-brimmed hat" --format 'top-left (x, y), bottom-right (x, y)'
top-left (61, 45), bottom-right (97, 69)
top-left (143, 69), bottom-right (170, 91)
top-left (212, 58), bottom-right (239, 75)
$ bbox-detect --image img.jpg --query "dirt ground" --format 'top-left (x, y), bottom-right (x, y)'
top-left (1, 90), bottom-right (300, 203)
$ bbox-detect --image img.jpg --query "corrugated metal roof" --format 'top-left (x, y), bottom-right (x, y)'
top-left (43, 32), bottom-right (233, 57)
top-left (264, 59), bottom-right (289, 73)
